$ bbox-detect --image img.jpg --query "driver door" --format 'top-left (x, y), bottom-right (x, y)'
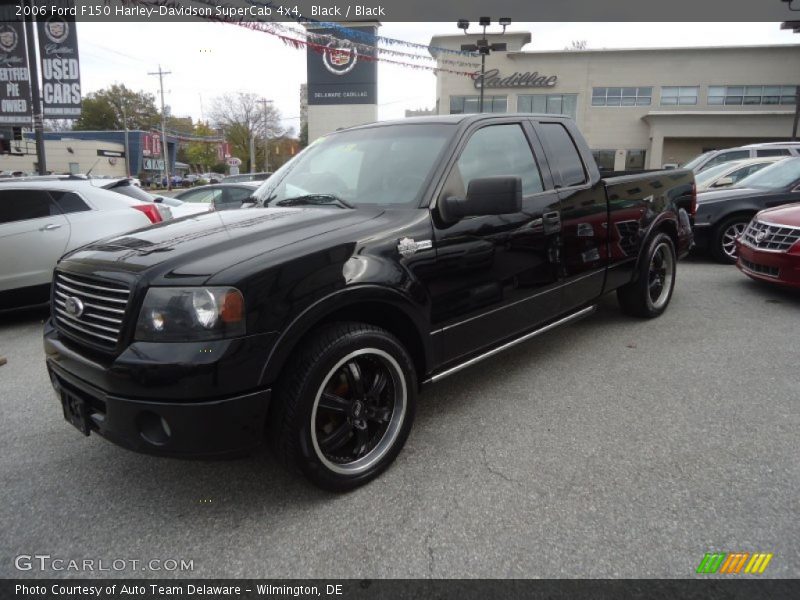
top-left (426, 120), bottom-right (563, 365)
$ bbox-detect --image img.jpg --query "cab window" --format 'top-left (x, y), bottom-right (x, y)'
top-left (447, 124), bottom-right (544, 200)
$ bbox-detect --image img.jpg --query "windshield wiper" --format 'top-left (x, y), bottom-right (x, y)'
top-left (274, 194), bottom-right (355, 209)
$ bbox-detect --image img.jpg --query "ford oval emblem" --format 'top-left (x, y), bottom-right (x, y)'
top-left (64, 296), bottom-right (85, 318)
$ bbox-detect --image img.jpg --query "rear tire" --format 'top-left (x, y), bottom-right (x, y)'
top-left (617, 233), bottom-right (677, 318)
top-left (712, 215), bottom-right (750, 264)
top-left (269, 322), bottom-right (417, 492)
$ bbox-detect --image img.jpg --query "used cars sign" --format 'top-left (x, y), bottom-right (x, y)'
top-left (37, 12), bottom-right (81, 118)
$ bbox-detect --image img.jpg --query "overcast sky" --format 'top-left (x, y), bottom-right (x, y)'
top-left (76, 22), bottom-right (798, 135)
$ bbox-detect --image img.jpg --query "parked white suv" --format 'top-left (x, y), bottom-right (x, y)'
top-left (684, 142), bottom-right (800, 173)
top-left (0, 181), bottom-right (162, 310)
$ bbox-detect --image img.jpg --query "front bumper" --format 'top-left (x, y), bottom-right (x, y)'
top-left (735, 242), bottom-right (800, 288)
top-left (44, 321), bottom-right (275, 458)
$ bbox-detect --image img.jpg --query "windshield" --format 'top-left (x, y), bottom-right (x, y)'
top-left (253, 124), bottom-right (455, 207)
top-left (734, 158), bottom-right (799, 190)
top-left (682, 151), bottom-right (715, 172)
top-left (694, 162), bottom-right (735, 187)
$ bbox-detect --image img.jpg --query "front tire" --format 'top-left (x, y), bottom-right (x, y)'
top-left (617, 232), bottom-right (677, 318)
top-left (269, 322), bottom-right (417, 492)
top-left (712, 216), bottom-right (750, 264)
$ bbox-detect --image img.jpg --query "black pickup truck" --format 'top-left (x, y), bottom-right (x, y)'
top-left (44, 114), bottom-right (694, 490)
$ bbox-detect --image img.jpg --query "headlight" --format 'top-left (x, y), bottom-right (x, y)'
top-left (135, 287), bottom-right (245, 342)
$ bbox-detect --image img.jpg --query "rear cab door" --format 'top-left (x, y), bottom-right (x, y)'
top-left (531, 119), bottom-right (609, 311)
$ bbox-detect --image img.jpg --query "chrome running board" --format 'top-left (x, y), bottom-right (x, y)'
top-left (425, 305), bottom-right (597, 384)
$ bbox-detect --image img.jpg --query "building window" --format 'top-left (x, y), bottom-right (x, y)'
top-left (591, 87), bottom-right (652, 107)
top-left (449, 95), bottom-right (507, 114)
top-left (518, 94), bottom-right (578, 119)
top-left (591, 150), bottom-right (616, 171)
top-left (708, 85), bottom-right (797, 106)
top-left (660, 86), bottom-right (699, 106)
top-left (625, 150), bottom-right (647, 171)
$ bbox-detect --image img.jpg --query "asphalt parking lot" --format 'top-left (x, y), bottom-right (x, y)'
top-left (0, 258), bottom-right (797, 579)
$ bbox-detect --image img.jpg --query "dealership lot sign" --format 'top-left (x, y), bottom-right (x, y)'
top-left (37, 14), bottom-right (81, 118)
top-left (0, 22), bottom-right (32, 125)
top-left (475, 68), bottom-right (558, 89)
top-left (307, 26), bottom-right (377, 105)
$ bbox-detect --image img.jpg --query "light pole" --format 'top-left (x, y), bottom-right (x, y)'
top-left (148, 65), bottom-right (172, 190)
top-left (122, 101), bottom-right (130, 177)
top-left (258, 98), bottom-right (273, 172)
top-left (780, 19), bottom-right (799, 139)
top-left (457, 17), bottom-right (511, 113)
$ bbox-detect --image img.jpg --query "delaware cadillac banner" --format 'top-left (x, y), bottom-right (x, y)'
top-left (0, 21), bottom-right (32, 125)
top-left (37, 1), bottom-right (81, 118)
top-left (306, 26), bottom-right (377, 105)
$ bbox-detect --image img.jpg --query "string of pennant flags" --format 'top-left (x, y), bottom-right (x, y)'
top-left (126, 0), bottom-right (480, 77)
top-left (236, 20), bottom-right (480, 77)
top-left (239, 0), bottom-right (480, 57)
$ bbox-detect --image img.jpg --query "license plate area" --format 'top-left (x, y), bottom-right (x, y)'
top-left (61, 391), bottom-right (91, 436)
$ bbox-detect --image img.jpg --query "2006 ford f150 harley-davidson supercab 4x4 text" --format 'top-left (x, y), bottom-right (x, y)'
top-left (44, 115), bottom-right (694, 490)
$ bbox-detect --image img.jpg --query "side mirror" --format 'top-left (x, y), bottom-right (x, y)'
top-left (712, 176), bottom-right (734, 188)
top-left (440, 176), bottom-right (522, 222)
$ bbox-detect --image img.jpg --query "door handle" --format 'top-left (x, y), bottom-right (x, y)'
top-left (40, 223), bottom-right (62, 231)
top-left (543, 211), bottom-right (561, 224)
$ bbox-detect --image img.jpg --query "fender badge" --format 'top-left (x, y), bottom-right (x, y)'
top-left (397, 238), bottom-right (433, 257)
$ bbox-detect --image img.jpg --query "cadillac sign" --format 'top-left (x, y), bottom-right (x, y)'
top-left (474, 68), bottom-right (558, 89)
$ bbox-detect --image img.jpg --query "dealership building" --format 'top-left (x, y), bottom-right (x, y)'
top-left (429, 33), bottom-right (800, 170)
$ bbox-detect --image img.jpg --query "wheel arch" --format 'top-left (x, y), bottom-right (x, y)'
top-left (713, 209), bottom-right (758, 230)
top-left (632, 214), bottom-right (679, 281)
top-left (259, 286), bottom-right (432, 389)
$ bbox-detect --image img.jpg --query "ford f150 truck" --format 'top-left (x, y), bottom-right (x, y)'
top-left (44, 114), bottom-right (694, 491)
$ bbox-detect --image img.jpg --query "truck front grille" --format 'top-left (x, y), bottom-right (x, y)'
top-left (742, 219), bottom-right (800, 252)
top-left (53, 272), bottom-right (130, 350)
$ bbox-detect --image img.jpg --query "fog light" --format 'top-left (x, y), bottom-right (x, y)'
top-left (136, 411), bottom-right (171, 446)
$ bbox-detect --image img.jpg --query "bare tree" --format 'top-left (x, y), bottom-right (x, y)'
top-left (208, 93), bottom-right (283, 170)
top-left (565, 40), bottom-right (588, 51)
top-left (44, 119), bottom-right (73, 132)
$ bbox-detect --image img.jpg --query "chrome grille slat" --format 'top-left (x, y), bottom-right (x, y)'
top-left (742, 219), bottom-right (800, 252)
top-left (54, 300), bottom-right (123, 325)
top-left (53, 272), bottom-right (130, 349)
top-left (55, 317), bottom-right (119, 343)
top-left (55, 307), bottom-right (121, 335)
top-left (54, 290), bottom-right (126, 315)
top-left (54, 281), bottom-right (129, 304)
top-left (57, 274), bottom-right (131, 296)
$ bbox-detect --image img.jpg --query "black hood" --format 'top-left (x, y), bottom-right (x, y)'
top-left (60, 207), bottom-right (383, 283)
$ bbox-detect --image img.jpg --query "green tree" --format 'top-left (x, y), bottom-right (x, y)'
top-left (74, 84), bottom-right (160, 131)
top-left (186, 122), bottom-right (222, 170)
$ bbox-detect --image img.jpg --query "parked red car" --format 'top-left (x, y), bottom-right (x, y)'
top-left (736, 203), bottom-right (800, 288)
